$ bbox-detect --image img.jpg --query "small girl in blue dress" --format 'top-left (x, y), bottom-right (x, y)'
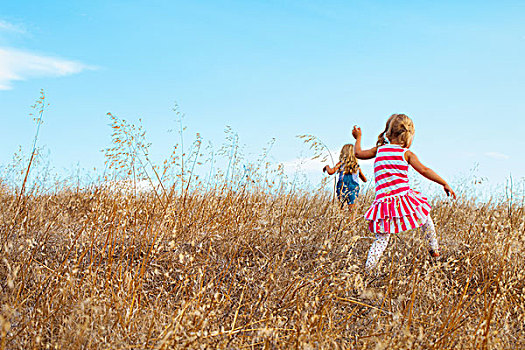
top-left (323, 144), bottom-right (367, 221)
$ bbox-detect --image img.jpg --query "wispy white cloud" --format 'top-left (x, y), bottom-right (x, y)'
top-left (281, 156), bottom-right (327, 174)
top-left (485, 152), bottom-right (510, 160)
top-left (0, 20), bottom-right (25, 34)
top-left (0, 47), bottom-right (95, 90)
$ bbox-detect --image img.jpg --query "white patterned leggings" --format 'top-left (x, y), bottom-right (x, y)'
top-left (365, 214), bottom-right (439, 270)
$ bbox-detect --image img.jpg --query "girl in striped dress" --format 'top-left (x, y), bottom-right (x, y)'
top-left (323, 144), bottom-right (368, 221)
top-left (352, 114), bottom-right (456, 270)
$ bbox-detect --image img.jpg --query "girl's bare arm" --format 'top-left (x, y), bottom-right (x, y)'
top-left (358, 167), bottom-right (367, 182)
top-left (405, 151), bottom-right (456, 199)
top-left (323, 162), bottom-right (341, 175)
top-left (352, 126), bottom-right (377, 159)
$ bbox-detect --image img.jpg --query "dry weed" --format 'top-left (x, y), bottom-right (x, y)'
top-left (0, 98), bottom-right (523, 349)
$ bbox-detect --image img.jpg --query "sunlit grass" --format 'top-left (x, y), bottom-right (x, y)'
top-left (0, 94), bottom-right (523, 349)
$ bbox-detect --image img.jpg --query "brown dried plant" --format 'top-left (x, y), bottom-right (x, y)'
top-left (0, 99), bottom-right (524, 349)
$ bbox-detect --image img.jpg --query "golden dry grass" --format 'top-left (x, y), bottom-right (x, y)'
top-left (1, 94), bottom-right (524, 348)
top-left (1, 183), bottom-right (524, 349)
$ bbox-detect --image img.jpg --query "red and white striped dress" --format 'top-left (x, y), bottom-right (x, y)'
top-left (365, 144), bottom-right (431, 234)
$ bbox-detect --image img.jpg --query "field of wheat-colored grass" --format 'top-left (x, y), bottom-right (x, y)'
top-left (1, 93), bottom-right (524, 349)
top-left (1, 181), bottom-right (524, 349)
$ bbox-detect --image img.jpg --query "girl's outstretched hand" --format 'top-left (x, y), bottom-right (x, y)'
top-left (352, 125), bottom-right (362, 139)
top-left (444, 184), bottom-right (457, 199)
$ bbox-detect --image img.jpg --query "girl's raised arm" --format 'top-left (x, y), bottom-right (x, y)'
top-left (405, 150), bottom-right (457, 199)
top-left (352, 126), bottom-right (377, 159)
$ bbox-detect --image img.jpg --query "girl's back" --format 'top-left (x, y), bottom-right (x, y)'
top-left (322, 143), bottom-right (367, 221)
top-left (373, 144), bottom-right (410, 200)
top-left (338, 167), bottom-right (359, 185)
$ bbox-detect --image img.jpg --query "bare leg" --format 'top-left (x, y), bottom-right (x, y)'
top-left (421, 215), bottom-right (439, 253)
top-left (347, 203), bottom-right (356, 221)
top-left (365, 233), bottom-right (390, 270)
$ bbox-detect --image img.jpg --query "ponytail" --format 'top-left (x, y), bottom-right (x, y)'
top-left (376, 130), bottom-right (388, 147)
top-left (377, 114), bottom-right (411, 147)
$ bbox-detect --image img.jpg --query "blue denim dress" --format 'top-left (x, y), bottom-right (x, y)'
top-left (337, 171), bottom-right (360, 204)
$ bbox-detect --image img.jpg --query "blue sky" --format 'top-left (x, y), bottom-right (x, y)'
top-left (1, 0), bottom-right (524, 193)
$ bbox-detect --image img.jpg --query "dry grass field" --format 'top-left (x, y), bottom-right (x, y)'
top-left (1, 95), bottom-right (524, 348)
top-left (0, 182), bottom-right (524, 349)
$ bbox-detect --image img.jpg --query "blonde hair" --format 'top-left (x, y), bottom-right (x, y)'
top-left (339, 144), bottom-right (359, 174)
top-left (376, 114), bottom-right (415, 148)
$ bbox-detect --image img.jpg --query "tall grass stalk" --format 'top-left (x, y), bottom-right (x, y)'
top-left (8, 90), bottom-right (47, 239)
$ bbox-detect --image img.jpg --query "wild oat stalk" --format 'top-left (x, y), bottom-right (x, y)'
top-left (104, 112), bottom-right (167, 205)
top-left (17, 89), bottom-right (47, 205)
top-left (7, 90), bottom-right (48, 239)
top-left (297, 134), bottom-right (337, 200)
